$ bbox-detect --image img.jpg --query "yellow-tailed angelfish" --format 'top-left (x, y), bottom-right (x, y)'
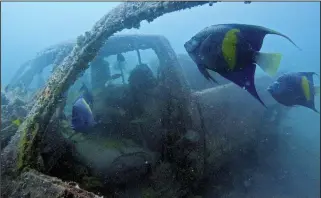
top-left (267, 72), bottom-right (320, 113)
top-left (184, 23), bottom-right (300, 106)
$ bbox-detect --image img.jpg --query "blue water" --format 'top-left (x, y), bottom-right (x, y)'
top-left (1, 2), bottom-right (320, 197)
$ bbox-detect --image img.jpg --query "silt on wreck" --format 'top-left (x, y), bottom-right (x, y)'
top-left (1, 1), bottom-right (288, 198)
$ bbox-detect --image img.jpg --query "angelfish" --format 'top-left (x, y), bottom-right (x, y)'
top-left (267, 72), bottom-right (320, 112)
top-left (184, 23), bottom-right (300, 106)
top-left (71, 83), bottom-right (96, 132)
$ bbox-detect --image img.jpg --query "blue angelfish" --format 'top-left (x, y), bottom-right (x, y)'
top-left (71, 83), bottom-right (96, 132)
top-left (267, 72), bottom-right (320, 113)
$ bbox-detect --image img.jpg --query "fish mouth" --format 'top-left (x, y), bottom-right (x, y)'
top-left (183, 41), bottom-right (193, 53)
top-left (184, 38), bottom-right (200, 53)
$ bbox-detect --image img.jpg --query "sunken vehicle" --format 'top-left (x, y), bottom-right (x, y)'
top-left (1, 2), bottom-right (287, 198)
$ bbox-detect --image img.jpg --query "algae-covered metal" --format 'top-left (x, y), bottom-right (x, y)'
top-left (7, 41), bottom-right (75, 92)
top-left (7, 1), bottom-right (207, 171)
top-left (1, 1), bottom-right (210, 197)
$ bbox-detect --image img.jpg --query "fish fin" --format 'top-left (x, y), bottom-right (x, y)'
top-left (80, 98), bottom-right (93, 115)
top-left (220, 63), bottom-right (266, 107)
top-left (314, 86), bottom-right (320, 96)
top-left (262, 28), bottom-right (301, 50)
top-left (255, 52), bottom-right (282, 76)
top-left (197, 64), bottom-right (219, 84)
top-left (232, 24), bottom-right (301, 51)
top-left (80, 83), bottom-right (93, 106)
top-left (299, 83), bottom-right (318, 112)
top-left (199, 34), bottom-right (215, 53)
top-left (301, 100), bottom-right (319, 113)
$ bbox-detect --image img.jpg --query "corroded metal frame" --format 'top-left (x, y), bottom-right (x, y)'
top-left (1, 1), bottom-right (209, 183)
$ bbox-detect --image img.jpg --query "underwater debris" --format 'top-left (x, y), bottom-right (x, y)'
top-left (91, 55), bottom-right (111, 91)
top-left (143, 162), bottom-right (191, 198)
top-left (1, 1), bottom-right (285, 198)
top-left (8, 170), bottom-right (101, 198)
top-left (104, 151), bottom-right (154, 185)
top-left (8, 41), bottom-right (75, 92)
top-left (1, 96), bottom-right (29, 150)
top-left (81, 176), bottom-right (104, 193)
top-left (128, 63), bottom-right (157, 91)
top-left (192, 76), bottom-right (290, 177)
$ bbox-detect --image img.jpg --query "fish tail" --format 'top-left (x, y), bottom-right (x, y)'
top-left (255, 51), bottom-right (282, 76)
top-left (198, 64), bottom-right (219, 84)
top-left (259, 26), bottom-right (301, 50)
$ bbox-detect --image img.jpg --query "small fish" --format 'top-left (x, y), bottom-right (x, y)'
top-left (184, 23), bottom-right (300, 106)
top-left (12, 119), bottom-right (21, 126)
top-left (71, 84), bottom-right (96, 132)
top-left (267, 72), bottom-right (320, 112)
